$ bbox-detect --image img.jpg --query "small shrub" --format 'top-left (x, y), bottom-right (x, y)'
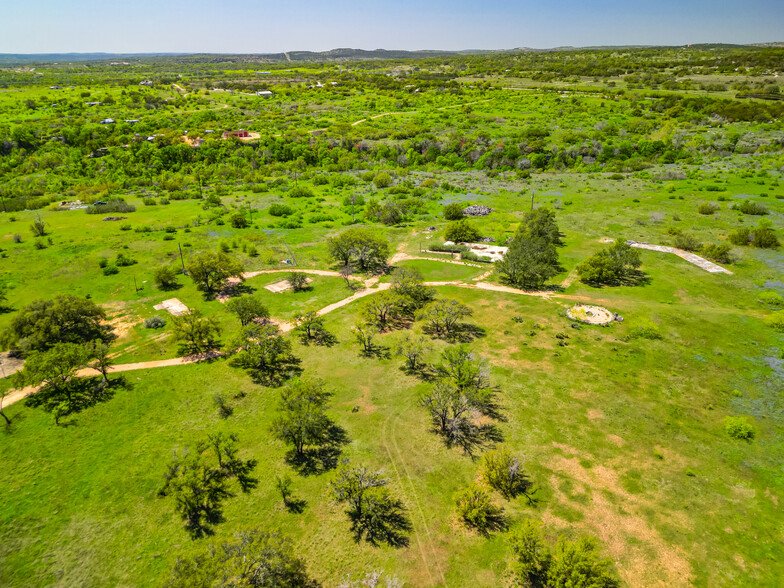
top-left (735, 200), bottom-right (768, 216)
top-left (144, 315), bottom-right (167, 329)
top-left (120, 223), bottom-right (132, 231)
top-left (765, 310), bottom-right (784, 332)
top-left (269, 203), bottom-right (293, 216)
top-left (142, 197), bottom-right (157, 206)
top-left (373, 172), bottom-right (393, 188)
top-left (102, 265), bottom-right (119, 276)
top-left (625, 320), bottom-right (662, 340)
top-left (98, 257), bottom-right (109, 268)
top-left (229, 211), bottom-right (249, 228)
top-left (213, 393), bottom-right (233, 419)
top-left (673, 233), bottom-right (702, 252)
top-left (758, 290), bottom-right (784, 308)
top-left (481, 449), bottom-right (535, 501)
top-left (33, 240), bottom-right (47, 250)
top-left (289, 184), bottom-right (314, 198)
top-left (701, 243), bottom-right (732, 264)
top-left (116, 252), bottom-right (137, 267)
top-left (12, 234), bottom-right (22, 244)
top-left (723, 416), bottom-right (755, 441)
top-left (697, 202), bottom-right (719, 215)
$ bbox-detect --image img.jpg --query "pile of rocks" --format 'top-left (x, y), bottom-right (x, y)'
top-left (463, 204), bottom-right (493, 216)
top-left (103, 216), bottom-right (128, 221)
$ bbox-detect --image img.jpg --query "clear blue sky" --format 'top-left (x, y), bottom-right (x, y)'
top-left (2, 0), bottom-right (783, 53)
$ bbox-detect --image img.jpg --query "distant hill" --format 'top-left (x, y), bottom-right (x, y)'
top-left (0, 43), bottom-right (782, 66)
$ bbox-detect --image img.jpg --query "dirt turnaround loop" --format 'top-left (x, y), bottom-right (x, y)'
top-left (567, 304), bottom-right (616, 325)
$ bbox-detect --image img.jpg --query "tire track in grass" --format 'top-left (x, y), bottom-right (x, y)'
top-left (381, 417), bottom-right (435, 586)
top-left (384, 415), bottom-right (448, 586)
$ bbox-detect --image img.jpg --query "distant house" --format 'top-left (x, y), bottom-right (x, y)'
top-left (49, 85), bottom-right (62, 90)
top-left (139, 80), bottom-right (153, 86)
top-left (99, 118), bottom-right (115, 124)
top-left (125, 119), bottom-right (140, 124)
top-left (256, 90), bottom-right (273, 97)
top-left (85, 101), bottom-right (102, 106)
top-left (256, 71), bottom-right (271, 75)
top-left (222, 130), bottom-right (250, 139)
top-left (204, 129), bottom-right (215, 134)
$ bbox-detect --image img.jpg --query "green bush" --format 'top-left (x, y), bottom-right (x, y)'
top-left (758, 290), bottom-right (784, 308)
top-left (144, 315), bottom-right (167, 329)
top-left (445, 219), bottom-right (480, 243)
top-left (728, 225), bottom-right (779, 249)
top-left (625, 320), bottom-right (663, 340)
top-left (98, 257), bottom-right (109, 268)
top-left (443, 202), bottom-right (465, 220)
top-left (288, 185), bottom-right (314, 198)
top-left (673, 233), bottom-right (702, 252)
top-left (724, 416), bottom-right (755, 441)
top-left (229, 212), bottom-right (249, 228)
top-left (765, 310), bottom-right (784, 332)
top-left (102, 265), bottom-right (119, 276)
top-left (480, 449), bottom-right (535, 500)
top-left (116, 253), bottom-right (137, 267)
top-left (697, 202), bottom-right (719, 215)
top-left (700, 243), bottom-right (732, 264)
top-left (735, 199), bottom-right (769, 216)
top-left (373, 172), bottom-right (393, 188)
top-left (269, 203), bottom-right (293, 217)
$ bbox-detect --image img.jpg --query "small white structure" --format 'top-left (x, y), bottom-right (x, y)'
top-left (153, 298), bottom-right (189, 316)
top-left (256, 90), bottom-right (273, 96)
top-left (99, 118), bottom-right (115, 125)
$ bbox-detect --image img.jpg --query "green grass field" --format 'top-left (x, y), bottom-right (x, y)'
top-left (1, 49), bottom-right (784, 586)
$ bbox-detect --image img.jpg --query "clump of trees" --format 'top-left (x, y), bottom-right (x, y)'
top-left (577, 240), bottom-right (643, 286)
top-left (293, 311), bottom-right (335, 346)
top-left (165, 528), bottom-right (319, 587)
top-left (329, 460), bottom-right (411, 546)
top-left (327, 228), bottom-right (389, 273)
top-left (158, 432), bottom-right (257, 538)
top-left (508, 521), bottom-right (620, 588)
top-left (417, 298), bottom-right (473, 338)
top-left (496, 208), bottom-right (562, 289)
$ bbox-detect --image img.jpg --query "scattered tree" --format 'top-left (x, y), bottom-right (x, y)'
top-left (1, 295), bottom-right (109, 354)
top-left (271, 379), bottom-right (333, 458)
top-left (390, 266), bottom-right (434, 312)
top-left (417, 298), bottom-right (473, 337)
top-left (228, 323), bottom-right (296, 385)
top-left (293, 311), bottom-right (334, 345)
top-left (362, 290), bottom-right (402, 327)
top-left (327, 228), bottom-right (389, 273)
top-left (445, 219), bottom-right (480, 243)
top-left (496, 234), bottom-right (560, 290)
top-left (226, 295), bottom-right (269, 326)
top-left (186, 250), bottom-right (244, 294)
top-left (454, 485), bottom-right (505, 533)
top-left (395, 333), bottom-right (431, 371)
top-left (353, 322), bottom-right (378, 355)
top-left (88, 339), bottom-right (113, 385)
top-left (30, 215), bottom-right (47, 237)
top-left (480, 448), bottom-right (535, 502)
top-left (443, 202), bottom-right (465, 220)
top-left (154, 266), bottom-right (180, 290)
top-left (577, 239), bottom-right (642, 286)
top-left (171, 310), bottom-right (221, 354)
top-left (288, 271), bottom-right (309, 292)
top-left (229, 211), bottom-right (250, 228)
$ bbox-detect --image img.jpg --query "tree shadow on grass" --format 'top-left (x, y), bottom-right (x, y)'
top-left (286, 423), bottom-right (350, 476)
top-left (248, 356), bottom-right (303, 388)
top-left (360, 343), bottom-right (391, 360)
top-left (582, 269), bottom-right (651, 288)
top-left (284, 496), bottom-right (308, 514)
top-left (439, 420), bottom-right (504, 460)
top-left (400, 362), bottom-right (438, 383)
top-left (348, 497), bottom-right (412, 548)
top-left (297, 328), bottom-right (338, 348)
top-left (25, 375), bottom-right (126, 424)
top-left (445, 323), bottom-right (487, 344)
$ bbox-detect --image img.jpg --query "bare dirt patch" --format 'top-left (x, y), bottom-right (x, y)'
top-left (0, 351), bottom-right (25, 378)
top-left (264, 277), bottom-right (312, 293)
top-left (544, 451), bottom-right (694, 586)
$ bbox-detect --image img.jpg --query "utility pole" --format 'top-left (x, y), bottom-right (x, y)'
top-left (178, 243), bottom-right (186, 273)
top-left (133, 275), bottom-right (139, 293)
